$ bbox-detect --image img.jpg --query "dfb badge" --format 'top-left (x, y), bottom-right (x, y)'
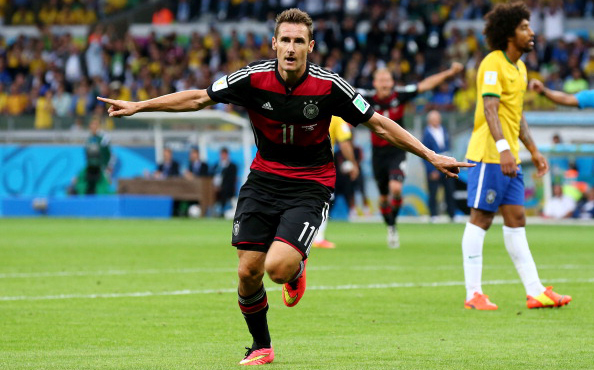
top-left (485, 189), bottom-right (497, 204)
top-left (233, 220), bottom-right (240, 236)
top-left (303, 100), bottom-right (319, 119)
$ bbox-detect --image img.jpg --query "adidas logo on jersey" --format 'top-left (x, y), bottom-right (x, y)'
top-left (262, 102), bottom-right (273, 110)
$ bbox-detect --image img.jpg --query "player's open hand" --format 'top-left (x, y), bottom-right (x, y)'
top-left (97, 97), bottom-right (139, 117)
top-left (430, 153), bottom-right (475, 179)
top-left (528, 79), bottom-right (544, 93)
top-left (531, 151), bottom-right (549, 177)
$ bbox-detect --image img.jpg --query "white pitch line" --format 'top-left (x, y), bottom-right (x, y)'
top-left (1, 277), bottom-right (592, 302)
top-left (0, 264), bottom-right (589, 279)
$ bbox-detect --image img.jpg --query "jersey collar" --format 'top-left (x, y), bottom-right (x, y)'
top-left (503, 51), bottom-right (519, 70)
top-left (275, 59), bottom-right (310, 94)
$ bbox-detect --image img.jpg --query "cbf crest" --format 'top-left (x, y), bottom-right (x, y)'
top-left (233, 220), bottom-right (240, 236)
top-left (485, 189), bottom-right (497, 204)
top-left (303, 100), bottom-right (319, 119)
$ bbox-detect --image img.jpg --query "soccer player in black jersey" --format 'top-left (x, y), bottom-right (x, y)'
top-left (357, 64), bottom-right (463, 248)
top-left (98, 8), bottom-right (472, 366)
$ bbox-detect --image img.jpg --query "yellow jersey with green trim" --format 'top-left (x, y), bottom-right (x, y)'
top-left (329, 116), bottom-right (352, 148)
top-left (466, 50), bottom-right (527, 164)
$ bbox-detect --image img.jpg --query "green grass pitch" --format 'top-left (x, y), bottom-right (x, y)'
top-left (1, 218), bottom-right (593, 370)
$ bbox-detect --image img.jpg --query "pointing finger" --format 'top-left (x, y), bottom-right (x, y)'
top-left (97, 97), bottom-right (117, 105)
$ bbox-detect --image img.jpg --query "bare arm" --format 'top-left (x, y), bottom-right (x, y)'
top-left (416, 62), bottom-right (464, 93)
top-left (97, 89), bottom-right (216, 117)
top-left (529, 79), bottom-right (579, 107)
top-left (520, 114), bottom-right (549, 177)
top-left (483, 96), bottom-right (505, 141)
top-left (362, 112), bottom-right (473, 178)
top-left (483, 95), bottom-right (517, 177)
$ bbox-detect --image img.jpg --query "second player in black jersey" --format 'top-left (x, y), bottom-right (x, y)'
top-left (357, 64), bottom-right (463, 248)
top-left (98, 8), bottom-right (472, 366)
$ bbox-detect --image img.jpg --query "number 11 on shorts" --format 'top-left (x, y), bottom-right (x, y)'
top-left (298, 222), bottom-right (316, 246)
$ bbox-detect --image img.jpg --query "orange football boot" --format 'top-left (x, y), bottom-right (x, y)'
top-left (464, 292), bottom-right (498, 310)
top-left (526, 286), bottom-right (572, 309)
top-left (313, 239), bottom-right (336, 249)
top-left (239, 347), bottom-right (274, 366)
top-left (282, 260), bottom-right (307, 307)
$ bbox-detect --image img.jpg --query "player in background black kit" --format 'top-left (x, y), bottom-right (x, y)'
top-left (98, 8), bottom-right (472, 366)
top-left (358, 64), bottom-right (463, 248)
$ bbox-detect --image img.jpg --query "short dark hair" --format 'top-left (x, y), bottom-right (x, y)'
top-left (275, 8), bottom-right (313, 42)
top-left (483, 1), bottom-right (531, 51)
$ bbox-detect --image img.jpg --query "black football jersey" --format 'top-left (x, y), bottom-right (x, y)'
top-left (207, 59), bottom-right (374, 190)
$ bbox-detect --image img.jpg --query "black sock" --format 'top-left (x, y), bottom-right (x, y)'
top-left (391, 196), bottom-right (402, 226)
top-left (238, 284), bottom-right (271, 349)
top-left (380, 201), bottom-right (394, 226)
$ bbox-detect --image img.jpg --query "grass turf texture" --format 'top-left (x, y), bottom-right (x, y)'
top-left (1, 218), bottom-right (592, 370)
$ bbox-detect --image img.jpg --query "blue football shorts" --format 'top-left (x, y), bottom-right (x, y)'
top-left (466, 160), bottom-right (524, 212)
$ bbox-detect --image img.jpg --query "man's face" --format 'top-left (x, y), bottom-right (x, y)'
top-left (512, 19), bottom-right (535, 53)
top-left (372, 70), bottom-right (395, 98)
top-left (427, 111), bottom-right (441, 127)
top-left (89, 120), bottom-right (99, 134)
top-left (272, 23), bottom-right (314, 74)
top-left (190, 150), bottom-right (199, 161)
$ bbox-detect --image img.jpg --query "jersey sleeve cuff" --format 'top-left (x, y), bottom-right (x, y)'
top-left (482, 93), bottom-right (501, 98)
top-left (206, 87), bottom-right (226, 104)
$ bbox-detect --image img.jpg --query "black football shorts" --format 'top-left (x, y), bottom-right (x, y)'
top-left (231, 187), bottom-right (329, 260)
top-left (372, 151), bottom-right (406, 195)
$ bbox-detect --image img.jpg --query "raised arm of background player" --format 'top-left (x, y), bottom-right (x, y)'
top-left (97, 92), bottom-right (473, 178)
top-left (357, 62), bottom-right (464, 98)
top-left (529, 79), bottom-right (582, 107)
top-left (416, 62), bottom-right (464, 93)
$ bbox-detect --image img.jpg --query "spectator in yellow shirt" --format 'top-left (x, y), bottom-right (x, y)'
top-left (6, 84), bottom-right (28, 116)
top-left (11, 6), bottom-right (35, 25)
top-left (35, 88), bottom-right (54, 129)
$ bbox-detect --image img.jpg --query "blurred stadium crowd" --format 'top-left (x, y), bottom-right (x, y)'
top-left (3, 0), bottom-right (594, 128)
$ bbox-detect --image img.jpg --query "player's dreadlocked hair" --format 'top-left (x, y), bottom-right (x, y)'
top-left (483, 1), bottom-right (531, 51)
top-left (275, 8), bottom-right (314, 42)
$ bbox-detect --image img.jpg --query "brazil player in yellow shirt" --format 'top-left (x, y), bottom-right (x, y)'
top-left (462, 1), bottom-right (571, 310)
top-left (313, 116), bottom-right (359, 249)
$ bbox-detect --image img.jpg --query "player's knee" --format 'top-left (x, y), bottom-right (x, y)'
top-left (265, 260), bottom-right (293, 284)
top-left (237, 264), bottom-right (264, 285)
top-left (505, 214), bottom-right (526, 228)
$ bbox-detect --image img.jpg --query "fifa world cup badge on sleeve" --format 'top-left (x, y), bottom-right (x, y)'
top-left (212, 76), bottom-right (228, 92)
top-left (353, 94), bottom-right (370, 114)
top-left (484, 71), bottom-right (497, 85)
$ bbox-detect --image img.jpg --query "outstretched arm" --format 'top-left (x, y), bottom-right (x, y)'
top-left (416, 62), bottom-right (464, 93)
top-left (528, 79), bottom-right (579, 107)
top-left (362, 112), bottom-right (473, 178)
top-left (97, 89), bottom-right (216, 117)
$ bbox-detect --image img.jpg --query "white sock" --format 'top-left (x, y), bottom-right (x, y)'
top-left (314, 219), bottom-right (328, 243)
top-left (502, 226), bottom-right (546, 297)
top-left (462, 222), bottom-right (486, 301)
